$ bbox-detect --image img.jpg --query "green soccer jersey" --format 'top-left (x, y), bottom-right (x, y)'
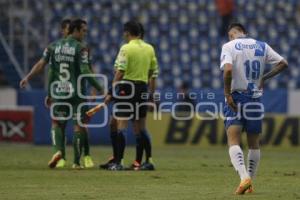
top-left (81, 41), bottom-right (94, 96)
top-left (48, 36), bottom-right (102, 100)
top-left (114, 39), bottom-right (159, 83)
top-left (46, 41), bottom-right (94, 98)
top-left (42, 42), bottom-right (55, 63)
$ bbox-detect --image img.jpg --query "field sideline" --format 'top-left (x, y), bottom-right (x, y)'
top-left (0, 144), bottom-right (300, 200)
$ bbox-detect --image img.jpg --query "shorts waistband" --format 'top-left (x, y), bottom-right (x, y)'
top-left (122, 79), bottom-right (147, 85)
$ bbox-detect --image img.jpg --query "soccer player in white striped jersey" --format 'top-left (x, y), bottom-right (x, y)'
top-left (220, 23), bottom-right (288, 194)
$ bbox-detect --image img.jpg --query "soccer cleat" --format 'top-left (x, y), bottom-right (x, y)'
top-left (48, 151), bottom-right (62, 169)
top-left (72, 164), bottom-right (84, 169)
top-left (127, 161), bottom-right (141, 171)
top-left (55, 159), bottom-right (66, 168)
top-left (235, 178), bottom-right (252, 195)
top-left (84, 156), bottom-right (94, 168)
top-left (99, 157), bottom-right (115, 169)
top-left (140, 162), bottom-right (155, 171)
top-left (245, 185), bottom-right (254, 194)
top-left (107, 163), bottom-right (124, 171)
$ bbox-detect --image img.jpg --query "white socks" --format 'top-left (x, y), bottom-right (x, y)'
top-left (229, 145), bottom-right (250, 180)
top-left (247, 149), bottom-right (260, 178)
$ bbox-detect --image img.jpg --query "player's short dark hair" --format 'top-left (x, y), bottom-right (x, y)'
top-left (228, 22), bottom-right (247, 34)
top-left (123, 20), bottom-right (141, 36)
top-left (69, 19), bottom-right (87, 34)
top-left (137, 22), bottom-right (145, 39)
top-left (61, 19), bottom-right (71, 29)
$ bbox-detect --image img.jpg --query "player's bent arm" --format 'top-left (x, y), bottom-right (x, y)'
top-left (112, 70), bottom-right (124, 85)
top-left (47, 67), bottom-right (54, 98)
top-left (148, 77), bottom-right (156, 95)
top-left (105, 70), bottom-right (123, 103)
top-left (148, 77), bottom-right (156, 102)
top-left (80, 64), bottom-right (103, 92)
top-left (26, 59), bottom-right (48, 79)
top-left (261, 59), bottom-right (288, 83)
top-left (20, 59), bottom-right (47, 88)
top-left (148, 69), bottom-right (157, 96)
top-left (223, 63), bottom-right (233, 96)
top-left (223, 63), bottom-right (237, 112)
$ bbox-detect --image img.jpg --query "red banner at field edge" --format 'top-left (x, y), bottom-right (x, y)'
top-left (0, 108), bottom-right (33, 142)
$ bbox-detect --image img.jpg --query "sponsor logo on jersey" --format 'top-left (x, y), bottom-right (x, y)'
top-left (235, 42), bottom-right (264, 52)
top-left (54, 45), bottom-right (76, 56)
top-left (254, 41), bottom-right (266, 56)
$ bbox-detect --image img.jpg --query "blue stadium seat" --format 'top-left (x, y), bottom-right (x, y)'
top-left (3, 0), bottom-right (298, 89)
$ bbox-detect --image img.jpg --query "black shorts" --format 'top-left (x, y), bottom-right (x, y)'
top-left (113, 81), bottom-right (148, 120)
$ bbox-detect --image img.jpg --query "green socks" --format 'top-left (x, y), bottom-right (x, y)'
top-left (73, 132), bottom-right (84, 165)
top-left (51, 126), bottom-right (63, 154)
top-left (82, 130), bottom-right (90, 156)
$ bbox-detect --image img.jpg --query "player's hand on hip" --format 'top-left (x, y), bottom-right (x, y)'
top-left (226, 94), bottom-right (237, 112)
top-left (19, 78), bottom-right (28, 88)
top-left (258, 79), bottom-right (264, 90)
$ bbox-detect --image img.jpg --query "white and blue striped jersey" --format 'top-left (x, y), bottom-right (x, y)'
top-left (220, 37), bottom-right (283, 98)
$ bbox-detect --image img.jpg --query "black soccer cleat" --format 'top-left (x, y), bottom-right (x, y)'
top-left (99, 157), bottom-right (115, 169)
top-left (107, 163), bottom-right (125, 171)
top-left (140, 162), bottom-right (155, 171)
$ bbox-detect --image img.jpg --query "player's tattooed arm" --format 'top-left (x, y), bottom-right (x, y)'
top-left (260, 59), bottom-right (288, 89)
top-left (223, 63), bottom-right (237, 112)
top-left (223, 64), bottom-right (233, 96)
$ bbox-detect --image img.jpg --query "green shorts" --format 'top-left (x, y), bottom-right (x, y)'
top-left (51, 98), bottom-right (89, 126)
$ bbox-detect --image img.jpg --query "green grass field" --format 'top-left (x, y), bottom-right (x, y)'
top-left (0, 144), bottom-right (300, 200)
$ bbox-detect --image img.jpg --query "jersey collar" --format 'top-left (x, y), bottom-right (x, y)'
top-left (129, 39), bottom-right (142, 44)
top-left (237, 35), bottom-right (248, 39)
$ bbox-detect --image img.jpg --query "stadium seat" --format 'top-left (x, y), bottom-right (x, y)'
top-left (3, 0), bottom-right (299, 89)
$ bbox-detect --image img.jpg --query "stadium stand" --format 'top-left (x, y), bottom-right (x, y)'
top-left (0, 0), bottom-right (298, 89)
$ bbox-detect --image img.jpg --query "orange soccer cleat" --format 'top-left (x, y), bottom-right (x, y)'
top-left (245, 185), bottom-right (254, 194)
top-left (235, 178), bottom-right (252, 195)
top-left (48, 151), bottom-right (62, 169)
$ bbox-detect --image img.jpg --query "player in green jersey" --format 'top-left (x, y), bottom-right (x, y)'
top-left (21, 19), bottom-right (102, 169)
top-left (47, 19), bottom-right (103, 169)
top-left (47, 36), bottom-right (96, 169)
top-left (20, 19), bottom-right (71, 168)
top-left (20, 19), bottom-right (71, 90)
top-left (20, 19), bottom-right (96, 168)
